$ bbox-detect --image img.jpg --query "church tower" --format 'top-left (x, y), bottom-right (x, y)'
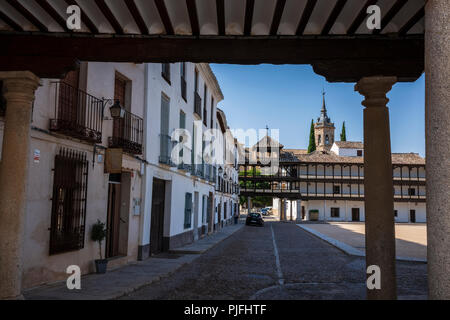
top-left (314, 91), bottom-right (335, 152)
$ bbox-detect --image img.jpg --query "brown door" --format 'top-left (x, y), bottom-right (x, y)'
top-left (352, 208), bottom-right (360, 222)
top-left (302, 206), bottom-right (305, 220)
top-left (410, 210), bottom-right (416, 223)
top-left (59, 69), bottom-right (80, 123)
top-left (106, 180), bottom-right (121, 258)
top-left (150, 178), bottom-right (166, 255)
top-left (207, 193), bottom-right (214, 234)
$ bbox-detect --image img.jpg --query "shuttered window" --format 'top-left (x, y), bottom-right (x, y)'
top-left (203, 85), bottom-right (208, 126)
top-left (184, 192), bottom-right (193, 229)
top-left (49, 148), bottom-right (88, 255)
top-left (159, 94), bottom-right (171, 164)
top-left (179, 110), bottom-right (186, 163)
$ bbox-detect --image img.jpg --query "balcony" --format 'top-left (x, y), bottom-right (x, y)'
top-left (50, 81), bottom-right (103, 144)
top-left (159, 134), bottom-right (173, 165)
top-left (108, 110), bottom-right (143, 155)
top-left (194, 92), bottom-right (202, 118)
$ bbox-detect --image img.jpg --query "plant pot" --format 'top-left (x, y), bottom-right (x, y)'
top-left (95, 259), bottom-right (108, 274)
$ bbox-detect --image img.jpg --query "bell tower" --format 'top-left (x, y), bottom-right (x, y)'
top-left (314, 91), bottom-right (335, 151)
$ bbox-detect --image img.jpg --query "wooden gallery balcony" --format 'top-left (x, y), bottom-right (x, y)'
top-left (109, 110), bottom-right (143, 155)
top-left (50, 81), bottom-right (103, 144)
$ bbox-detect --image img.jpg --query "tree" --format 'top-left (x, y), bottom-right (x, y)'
top-left (307, 119), bottom-right (316, 153)
top-left (340, 121), bottom-right (347, 141)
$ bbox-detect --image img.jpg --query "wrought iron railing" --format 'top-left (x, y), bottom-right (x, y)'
top-left (50, 81), bottom-right (103, 143)
top-left (194, 92), bottom-right (202, 118)
top-left (109, 110), bottom-right (143, 155)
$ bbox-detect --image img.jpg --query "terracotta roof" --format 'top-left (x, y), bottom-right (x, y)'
top-left (280, 150), bottom-right (425, 165)
top-left (283, 149), bottom-right (308, 156)
top-left (251, 135), bottom-right (284, 149)
top-left (334, 141), bottom-right (364, 149)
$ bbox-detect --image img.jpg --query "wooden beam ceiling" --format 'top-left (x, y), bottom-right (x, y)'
top-left (244, 0), bottom-right (255, 36)
top-left (216, 0), bottom-right (225, 36)
top-left (95, 0), bottom-right (123, 34)
top-left (0, 33), bottom-right (424, 82)
top-left (373, 0), bottom-right (408, 35)
top-left (186, 0), bottom-right (199, 36)
top-left (270, 0), bottom-right (287, 36)
top-left (296, 0), bottom-right (317, 35)
top-left (35, 0), bottom-right (69, 32)
top-left (347, 0), bottom-right (378, 35)
top-left (64, 0), bottom-right (99, 33)
top-left (154, 0), bottom-right (174, 35)
top-left (6, 0), bottom-right (48, 32)
top-left (398, 7), bottom-right (424, 36)
top-left (321, 0), bottom-right (347, 35)
top-left (0, 9), bottom-right (23, 31)
top-left (125, 0), bottom-right (148, 35)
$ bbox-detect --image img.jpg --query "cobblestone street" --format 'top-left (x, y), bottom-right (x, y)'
top-left (120, 221), bottom-right (427, 300)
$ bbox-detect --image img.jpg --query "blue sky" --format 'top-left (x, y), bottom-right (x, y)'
top-left (211, 64), bottom-right (425, 157)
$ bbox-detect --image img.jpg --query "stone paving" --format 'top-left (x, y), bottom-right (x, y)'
top-left (23, 223), bottom-right (244, 300)
top-left (299, 222), bottom-right (427, 261)
top-left (121, 222), bottom-right (427, 300)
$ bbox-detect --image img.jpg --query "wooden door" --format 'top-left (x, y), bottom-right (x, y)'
top-left (150, 178), bottom-right (166, 255)
top-left (59, 69), bottom-right (80, 123)
top-left (410, 210), bottom-right (416, 223)
top-left (106, 182), bottom-right (121, 258)
top-left (352, 208), bottom-right (360, 222)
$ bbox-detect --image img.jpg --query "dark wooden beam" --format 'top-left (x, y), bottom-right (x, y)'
top-left (154, 0), bottom-right (174, 35)
top-left (95, 0), bottom-right (123, 34)
top-left (270, 0), bottom-right (286, 35)
top-left (186, 0), bottom-right (199, 36)
top-left (398, 7), bottom-right (424, 36)
top-left (0, 34), bottom-right (423, 82)
top-left (65, 0), bottom-right (99, 34)
top-left (216, 0), bottom-right (225, 36)
top-left (0, 9), bottom-right (23, 32)
top-left (6, 0), bottom-right (48, 32)
top-left (347, 0), bottom-right (378, 35)
top-left (35, 0), bottom-right (69, 32)
top-left (321, 0), bottom-right (347, 35)
top-left (373, 0), bottom-right (408, 35)
top-left (125, 0), bottom-right (148, 35)
top-left (296, 0), bottom-right (317, 35)
top-left (244, 0), bottom-right (255, 36)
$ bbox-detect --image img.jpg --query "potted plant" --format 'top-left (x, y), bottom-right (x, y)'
top-left (91, 220), bottom-right (108, 274)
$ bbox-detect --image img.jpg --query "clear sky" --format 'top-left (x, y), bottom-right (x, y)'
top-left (211, 64), bottom-right (425, 157)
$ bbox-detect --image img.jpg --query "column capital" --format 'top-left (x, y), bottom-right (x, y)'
top-left (0, 71), bottom-right (41, 105)
top-left (354, 76), bottom-right (397, 108)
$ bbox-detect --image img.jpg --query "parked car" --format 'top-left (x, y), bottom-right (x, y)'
top-left (246, 212), bottom-right (264, 227)
top-left (261, 208), bottom-right (269, 216)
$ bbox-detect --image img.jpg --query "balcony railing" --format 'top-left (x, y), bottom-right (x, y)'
top-left (194, 92), bottom-right (202, 118)
top-left (109, 110), bottom-right (143, 155)
top-left (181, 77), bottom-right (187, 101)
top-left (50, 81), bottom-right (103, 144)
top-left (159, 134), bottom-right (173, 165)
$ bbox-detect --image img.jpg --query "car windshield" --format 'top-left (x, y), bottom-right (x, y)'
top-left (250, 213), bottom-right (260, 218)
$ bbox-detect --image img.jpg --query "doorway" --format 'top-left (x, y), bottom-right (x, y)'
top-left (194, 192), bottom-right (199, 240)
top-left (150, 178), bottom-right (166, 255)
top-left (106, 174), bottom-right (121, 258)
top-left (410, 210), bottom-right (416, 223)
top-left (352, 208), bottom-right (360, 222)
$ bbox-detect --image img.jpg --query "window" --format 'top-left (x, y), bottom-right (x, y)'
top-left (357, 150), bottom-right (363, 157)
top-left (49, 148), bottom-right (89, 255)
top-left (162, 63), bottom-right (171, 84)
top-left (203, 84), bottom-right (208, 126)
top-left (325, 135), bottom-right (330, 145)
top-left (318, 135), bottom-right (321, 144)
top-left (331, 207), bottom-right (340, 218)
top-left (159, 94), bottom-right (171, 164)
top-left (180, 63), bottom-right (186, 101)
top-left (394, 210), bottom-right (398, 217)
top-left (408, 188), bottom-right (416, 196)
top-left (184, 193), bottom-right (193, 229)
top-left (210, 96), bottom-right (214, 128)
top-left (178, 110), bottom-right (186, 167)
top-left (333, 185), bottom-right (340, 194)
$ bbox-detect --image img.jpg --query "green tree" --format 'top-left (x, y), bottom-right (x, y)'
top-left (340, 121), bottom-right (347, 141)
top-left (307, 119), bottom-right (316, 153)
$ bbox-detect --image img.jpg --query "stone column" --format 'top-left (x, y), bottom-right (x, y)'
top-left (247, 196), bottom-right (252, 215)
top-left (425, 0), bottom-right (450, 300)
top-left (0, 71), bottom-right (40, 300)
top-left (355, 76), bottom-right (397, 300)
